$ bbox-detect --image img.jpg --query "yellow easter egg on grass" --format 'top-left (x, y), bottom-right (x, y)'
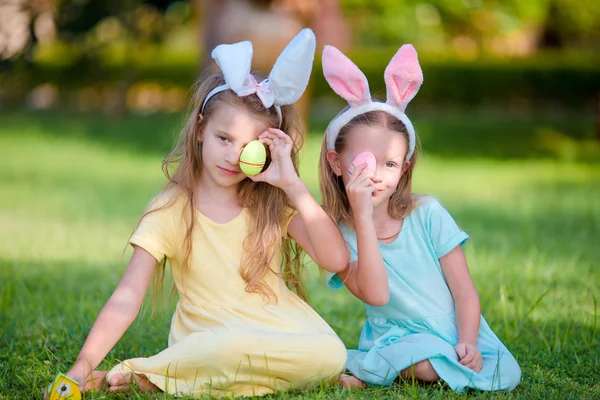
top-left (47, 373), bottom-right (81, 400)
top-left (239, 140), bottom-right (267, 176)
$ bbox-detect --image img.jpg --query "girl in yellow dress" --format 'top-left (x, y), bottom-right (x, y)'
top-left (57, 29), bottom-right (348, 398)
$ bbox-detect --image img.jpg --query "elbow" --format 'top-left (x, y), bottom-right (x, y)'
top-left (106, 297), bottom-right (141, 321)
top-left (321, 251), bottom-right (350, 273)
top-left (107, 288), bottom-right (144, 321)
top-left (332, 255), bottom-right (350, 273)
top-left (364, 290), bottom-right (390, 307)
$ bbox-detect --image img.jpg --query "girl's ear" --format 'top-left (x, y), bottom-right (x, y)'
top-left (401, 160), bottom-right (411, 174)
top-left (197, 113), bottom-right (205, 142)
top-left (326, 150), bottom-right (342, 176)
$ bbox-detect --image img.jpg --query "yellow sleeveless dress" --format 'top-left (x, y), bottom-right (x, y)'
top-left (106, 192), bottom-right (346, 397)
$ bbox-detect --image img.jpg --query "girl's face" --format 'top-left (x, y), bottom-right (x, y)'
top-left (327, 124), bottom-right (411, 210)
top-left (199, 101), bottom-right (270, 189)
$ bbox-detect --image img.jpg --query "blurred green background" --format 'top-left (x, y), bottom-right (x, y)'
top-left (2, 0), bottom-right (600, 115)
top-left (0, 1), bottom-right (599, 399)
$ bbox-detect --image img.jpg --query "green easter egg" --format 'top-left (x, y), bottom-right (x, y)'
top-left (239, 140), bottom-right (266, 176)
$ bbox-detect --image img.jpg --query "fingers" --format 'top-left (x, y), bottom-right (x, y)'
top-left (457, 345), bottom-right (483, 373)
top-left (108, 372), bottom-right (159, 393)
top-left (348, 163), bottom-right (374, 184)
top-left (459, 345), bottom-right (475, 362)
top-left (265, 127), bottom-right (292, 142)
top-left (109, 384), bottom-right (130, 393)
top-left (474, 359), bottom-right (483, 372)
top-left (462, 356), bottom-right (482, 372)
top-left (109, 373), bottom-right (131, 387)
top-left (347, 178), bottom-right (375, 195)
top-left (347, 174), bottom-right (375, 195)
top-left (459, 351), bottom-right (475, 366)
top-left (259, 136), bottom-right (274, 148)
top-left (469, 349), bottom-right (483, 372)
top-left (258, 129), bottom-right (292, 151)
top-left (248, 172), bottom-right (266, 182)
top-left (348, 162), bottom-right (366, 178)
top-left (454, 344), bottom-right (467, 360)
top-left (84, 370), bottom-right (109, 391)
top-left (353, 171), bottom-right (374, 186)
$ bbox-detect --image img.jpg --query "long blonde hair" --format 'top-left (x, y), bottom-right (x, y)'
top-left (319, 109), bottom-right (419, 228)
top-left (139, 71), bottom-right (306, 303)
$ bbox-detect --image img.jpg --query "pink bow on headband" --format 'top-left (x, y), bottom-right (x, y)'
top-left (236, 75), bottom-right (275, 108)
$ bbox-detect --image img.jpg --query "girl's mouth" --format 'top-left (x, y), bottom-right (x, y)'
top-left (218, 167), bottom-right (239, 176)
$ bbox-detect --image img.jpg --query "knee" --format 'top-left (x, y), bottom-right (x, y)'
top-left (498, 355), bottom-right (521, 390)
top-left (314, 334), bottom-right (347, 377)
top-left (402, 360), bottom-right (439, 382)
top-left (299, 334), bottom-right (347, 382)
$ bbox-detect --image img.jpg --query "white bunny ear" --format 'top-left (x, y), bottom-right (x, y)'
top-left (384, 44), bottom-right (423, 112)
top-left (268, 28), bottom-right (316, 106)
top-left (211, 41), bottom-right (253, 92)
top-left (322, 45), bottom-right (371, 107)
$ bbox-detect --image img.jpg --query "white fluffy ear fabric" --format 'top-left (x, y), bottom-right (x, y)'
top-left (211, 41), bottom-right (254, 92)
top-left (269, 28), bottom-right (316, 106)
top-left (201, 28), bottom-right (316, 120)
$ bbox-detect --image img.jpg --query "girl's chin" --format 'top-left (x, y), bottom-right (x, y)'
top-left (372, 197), bottom-right (390, 209)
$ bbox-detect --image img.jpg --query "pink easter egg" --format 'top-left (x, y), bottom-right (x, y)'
top-left (349, 151), bottom-right (376, 175)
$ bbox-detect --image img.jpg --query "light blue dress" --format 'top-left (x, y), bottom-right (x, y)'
top-left (328, 197), bottom-right (521, 392)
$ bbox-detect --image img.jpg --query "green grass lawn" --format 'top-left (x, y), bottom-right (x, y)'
top-left (0, 111), bottom-right (598, 399)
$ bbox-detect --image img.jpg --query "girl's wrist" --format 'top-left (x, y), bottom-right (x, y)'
top-left (69, 357), bottom-right (93, 380)
top-left (353, 211), bottom-right (374, 227)
top-left (65, 369), bottom-right (87, 388)
top-left (282, 178), bottom-right (307, 198)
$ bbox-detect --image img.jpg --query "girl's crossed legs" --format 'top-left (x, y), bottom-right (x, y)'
top-left (340, 359), bottom-right (440, 388)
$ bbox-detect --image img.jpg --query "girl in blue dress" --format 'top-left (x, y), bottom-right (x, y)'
top-left (317, 44), bottom-right (521, 392)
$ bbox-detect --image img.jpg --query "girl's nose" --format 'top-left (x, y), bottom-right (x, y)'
top-left (371, 169), bottom-right (382, 183)
top-left (227, 147), bottom-right (243, 165)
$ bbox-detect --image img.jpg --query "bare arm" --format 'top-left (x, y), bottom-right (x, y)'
top-left (286, 182), bottom-right (349, 272)
top-left (336, 214), bottom-right (389, 306)
top-left (66, 246), bottom-right (157, 387)
top-left (441, 245), bottom-right (483, 372)
top-left (440, 246), bottom-right (480, 345)
top-left (334, 163), bottom-right (389, 306)
top-left (253, 128), bottom-right (349, 272)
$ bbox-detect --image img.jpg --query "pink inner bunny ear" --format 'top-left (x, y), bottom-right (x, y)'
top-left (384, 44), bottom-right (423, 112)
top-left (322, 45), bottom-right (371, 107)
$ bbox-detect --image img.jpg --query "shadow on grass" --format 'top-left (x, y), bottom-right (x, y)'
top-left (1, 110), bottom-right (181, 157)
top-left (451, 178), bottom-right (599, 267)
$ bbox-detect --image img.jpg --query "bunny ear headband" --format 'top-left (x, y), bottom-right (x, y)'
top-left (201, 28), bottom-right (316, 126)
top-left (323, 44), bottom-right (423, 160)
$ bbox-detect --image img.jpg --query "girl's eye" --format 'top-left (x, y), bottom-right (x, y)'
top-left (219, 136), bottom-right (230, 143)
top-left (386, 162), bottom-right (397, 168)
